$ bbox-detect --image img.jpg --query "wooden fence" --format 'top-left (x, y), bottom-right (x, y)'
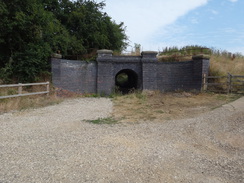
top-left (202, 73), bottom-right (244, 94)
top-left (0, 82), bottom-right (50, 99)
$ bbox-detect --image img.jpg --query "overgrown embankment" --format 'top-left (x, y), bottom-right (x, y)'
top-left (158, 46), bottom-right (244, 76)
top-left (210, 54), bottom-right (244, 76)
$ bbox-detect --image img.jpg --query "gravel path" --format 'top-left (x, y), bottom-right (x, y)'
top-left (0, 97), bottom-right (243, 183)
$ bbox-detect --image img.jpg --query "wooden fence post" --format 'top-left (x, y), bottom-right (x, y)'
top-left (202, 74), bottom-right (207, 91)
top-left (18, 83), bottom-right (22, 96)
top-left (46, 82), bottom-right (50, 96)
top-left (227, 73), bottom-right (232, 94)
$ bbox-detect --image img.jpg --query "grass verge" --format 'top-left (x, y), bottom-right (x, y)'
top-left (0, 95), bottom-right (62, 114)
top-left (111, 91), bottom-right (243, 123)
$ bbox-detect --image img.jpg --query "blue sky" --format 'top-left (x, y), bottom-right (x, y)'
top-left (104, 0), bottom-right (244, 54)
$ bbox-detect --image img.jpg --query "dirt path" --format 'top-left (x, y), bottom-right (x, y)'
top-left (0, 96), bottom-right (243, 183)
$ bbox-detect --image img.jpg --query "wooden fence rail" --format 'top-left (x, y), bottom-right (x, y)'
top-left (202, 73), bottom-right (244, 94)
top-left (0, 82), bottom-right (49, 99)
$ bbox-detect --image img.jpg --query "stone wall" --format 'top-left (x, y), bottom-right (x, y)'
top-left (51, 50), bottom-right (210, 95)
top-left (51, 58), bottom-right (97, 93)
top-left (156, 61), bottom-right (194, 91)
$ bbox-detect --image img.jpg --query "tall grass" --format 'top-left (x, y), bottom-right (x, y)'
top-left (0, 86), bottom-right (62, 114)
top-left (159, 45), bottom-right (244, 76)
top-left (209, 54), bottom-right (244, 76)
top-left (0, 95), bottom-right (62, 114)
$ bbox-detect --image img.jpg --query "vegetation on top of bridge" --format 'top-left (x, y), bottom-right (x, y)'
top-left (158, 45), bottom-right (244, 76)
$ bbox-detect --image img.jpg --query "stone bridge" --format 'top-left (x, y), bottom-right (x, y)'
top-left (51, 50), bottom-right (210, 95)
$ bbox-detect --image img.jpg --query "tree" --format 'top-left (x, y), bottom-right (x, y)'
top-left (0, 0), bottom-right (71, 82)
top-left (46, 0), bottom-right (128, 54)
top-left (0, 0), bottom-right (128, 83)
top-left (134, 43), bottom-right (141, 55)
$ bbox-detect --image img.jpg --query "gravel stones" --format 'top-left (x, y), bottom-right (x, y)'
top-left (0, 97), bottom-right (243, 183)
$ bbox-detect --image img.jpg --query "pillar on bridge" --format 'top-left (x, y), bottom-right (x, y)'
top-left (141, 51), bottom-right (158, 91)
top-left (192, 54), bottom-right (210, 90)
top-left (96, 50), bottom-right (114, 95)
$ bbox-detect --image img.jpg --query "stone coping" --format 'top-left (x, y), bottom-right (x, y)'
top-left (141, 51), bottom-right (158, 55)
top-left (97, 49), bottom-right (113, 54)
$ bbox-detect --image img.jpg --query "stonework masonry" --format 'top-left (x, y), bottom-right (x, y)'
top-left (51, 50), bottom-right (210, 95)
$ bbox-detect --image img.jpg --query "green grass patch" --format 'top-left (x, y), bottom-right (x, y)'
top-left (211, 94), bottom-right (242, 110)
top-left (216, 94), bottom-right (242, 102)
top-left (155, 110), bottom-right (164, 114)
top-left (86, 117), bottom-right (118, 124)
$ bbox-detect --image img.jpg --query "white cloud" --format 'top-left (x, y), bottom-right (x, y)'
top-left (228, 0), bottom-right (238, 2)
top-left (104, 0), bottom-right (208, 49)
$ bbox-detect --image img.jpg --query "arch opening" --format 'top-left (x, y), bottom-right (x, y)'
top-left (115, 69), bottom-right (138, 94)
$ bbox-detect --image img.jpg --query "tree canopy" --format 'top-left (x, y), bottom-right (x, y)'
top-left (0, 0), bottom-right (128, 83)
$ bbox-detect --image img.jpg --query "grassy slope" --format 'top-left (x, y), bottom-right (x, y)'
top-left (210, 55), bottom-right (244, 76)
top-left (158, 54), bottom-right (244, 76)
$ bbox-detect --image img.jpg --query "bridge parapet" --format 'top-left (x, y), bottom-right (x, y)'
top-left (97, 49), bottom-right (113, 58)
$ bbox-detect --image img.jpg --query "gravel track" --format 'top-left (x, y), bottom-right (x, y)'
top-left (0, 97), bottom-right (243, 183)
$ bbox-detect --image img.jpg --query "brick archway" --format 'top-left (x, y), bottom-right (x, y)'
top-left (115, 69), bottom-right (138, 94)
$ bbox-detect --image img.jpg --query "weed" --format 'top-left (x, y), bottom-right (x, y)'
top-left (83, 93), bottom-right (101, 98)
top-left (216, 94), bottom-right (241, 102)
top-left (135, 91), bottom-right (147, 100)
top-left (7, 89), bottom-right (17, 95)
top-left (155, 110), bottom-right (164, 114)
top-left (216, 94), bottom-right (228, 101)
top-left (109, 88), bottom-right (123, 98)
top-left (86, 117), bottom-right (118, 124)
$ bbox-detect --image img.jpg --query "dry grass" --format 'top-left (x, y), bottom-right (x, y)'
top-left (207, 55), bottom-right (244, 92)
top-left (0, 86), bottom-right (62, 114)
top-left (0, 95), bottom-right (62, 114)
top-left (210, 55), bottom-right (244, 76)
top-left (112, 91), bottom-right (241, 123)
top-left (1, 88), bottom-right (241, 121)
top-left (158, 55), bottom-right (192, 62)
top-left (158, 53), bottom-right (244, 76)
